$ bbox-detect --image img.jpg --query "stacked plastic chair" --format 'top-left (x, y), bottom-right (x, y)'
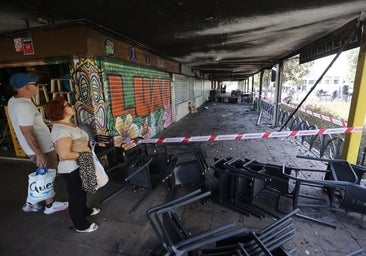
top-left (201, 209), bottom-right (299, 256)
top-left (146, 190), bottom-right (246, 256)
top-left (146, 190), bottom-right (297, 256)
top-left (163, 149), bottom-right (208, 201)
top-left (211, 155), bottom-right (366, 227)
top-left (211, 157), bottom-right (298, 218)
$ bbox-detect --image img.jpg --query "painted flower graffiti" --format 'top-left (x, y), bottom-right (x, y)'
top-left (112, 106), bottom-right (167, 146)
top-left (114, 114), bottom-right (140, 146)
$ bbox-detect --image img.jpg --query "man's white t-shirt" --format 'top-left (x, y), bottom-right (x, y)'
top-left (7, 96), bottom-right (54, 155)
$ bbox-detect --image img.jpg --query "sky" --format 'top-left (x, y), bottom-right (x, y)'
top-left (312, 53), bottom-right (348, 77)
top-left (310, 47), bottom-right (359, 82)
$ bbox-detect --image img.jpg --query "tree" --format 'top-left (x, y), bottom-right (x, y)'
top-left (282, 55), bottom-right (313, 86)
top-left (252, 69), bottom-right (271, 88)
top-left (344, 47), bottom-right (359, 85)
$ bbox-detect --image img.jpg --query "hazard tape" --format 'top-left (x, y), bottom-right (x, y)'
top-left (282, 102), bottom-right (348, 127)
top-left (125, 126), bottom-right (363, 144)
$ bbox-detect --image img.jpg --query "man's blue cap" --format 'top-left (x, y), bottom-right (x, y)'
top-left (9, 73), bottom-right (39, 89)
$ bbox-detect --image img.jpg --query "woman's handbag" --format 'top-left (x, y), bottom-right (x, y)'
top-left (79, 141), bottom-right (109, 193)
top-left (79, 152), bottom-right (98, 193)
top-left (27, 167), bottom-right (56, 204)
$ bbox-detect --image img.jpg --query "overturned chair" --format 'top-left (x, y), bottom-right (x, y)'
top-left (211, 157), bottom-right (301, 218)
top-left (212, 155), bottom-right (366, 228)
top-left (296, 155), bottom-right (366, 207)
top-left (102, 143), bottom-right (169, 214)
top-left (146, 190), bottom-right (247, 256)
top-left (163, 149), bottom-right (208, 201)
top-left (281, 166), bottom-right (366, 216)
top-left (146, 189), bottom-right (297, 256)
top-left (211, 157), bottom-right (342, 219)
top-left (201, 209), bottom-right (299, 256)
top-left (142, 143), bottom-right (170, 175)
top-left (210, 158), bottom-right (269, 218)
top-left (282, 156), bottom-right (366, 214)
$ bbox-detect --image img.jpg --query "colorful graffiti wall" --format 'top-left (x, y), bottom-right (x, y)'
top-left (69, 58), bottom-right (172, 146)
top-left (102, 61), bottom-right (172, 146)
top-left (69, 58), bottom-right (108, 137)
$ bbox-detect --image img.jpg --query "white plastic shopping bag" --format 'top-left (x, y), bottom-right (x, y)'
top-left (27, 167), bottom-right (56, 204)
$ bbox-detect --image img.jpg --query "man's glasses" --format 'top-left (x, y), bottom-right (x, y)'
top-left (63, 102), bottom-right (72, 108)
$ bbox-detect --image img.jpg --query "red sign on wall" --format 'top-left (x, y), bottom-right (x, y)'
top-left (22, 37), bottom-right (35, 55)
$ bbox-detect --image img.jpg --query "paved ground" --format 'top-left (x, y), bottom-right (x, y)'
top-left (0, 102), bottom-right (365, 256)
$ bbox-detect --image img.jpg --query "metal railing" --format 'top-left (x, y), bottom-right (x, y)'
top-left (260, 101), bottom-right (364, 165)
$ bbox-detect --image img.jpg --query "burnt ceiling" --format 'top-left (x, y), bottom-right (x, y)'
top-left (1, 0), bottom-right (366, 80)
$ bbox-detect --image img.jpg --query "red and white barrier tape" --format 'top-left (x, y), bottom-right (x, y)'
top-left (282, 102), bottom-right (348, 127)
top-left (128, 126), bottom-right (363, 144)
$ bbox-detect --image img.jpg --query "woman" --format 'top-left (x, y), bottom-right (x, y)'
top-left (45, 97), bottom-right (100, 233)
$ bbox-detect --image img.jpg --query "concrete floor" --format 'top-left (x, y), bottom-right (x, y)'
top-left (0, 102), bottom-right (365, 256)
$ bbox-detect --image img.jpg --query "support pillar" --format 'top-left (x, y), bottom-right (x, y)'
top-left (273, 61), bottom-right (283, 127)
top-left (258, 71), bottom-right (264, 111)
top-left (342, 20), bottom-right (366, 163)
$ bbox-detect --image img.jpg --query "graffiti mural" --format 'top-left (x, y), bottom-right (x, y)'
top-left (70, 58), bottom-right (108, 134)
top-left (103, 60), bottom-right (172, 146)
top-left (107, 75), bottom-right (172, 146)
top-left (76, 103), bottom-right (107, 131)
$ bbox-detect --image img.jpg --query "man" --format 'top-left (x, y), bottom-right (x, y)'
top-left (8, 72), bottom-right (68, 214)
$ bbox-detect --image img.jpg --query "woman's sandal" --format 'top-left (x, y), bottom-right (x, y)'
top-left (76, 223), bottom-right (99, 233)
top-left (90, 208), bottom-right (101, 216)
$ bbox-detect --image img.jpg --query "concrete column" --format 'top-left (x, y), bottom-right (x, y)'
top-left (259, 71), bottom-right (264, 110)
top-left (251, 76), bottom-right (255, 103)
top-left (273, 61), bottom-right (283, 127)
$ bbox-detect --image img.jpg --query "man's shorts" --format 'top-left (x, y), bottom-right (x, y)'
top-left (28, 150), bottom-right (58, 169)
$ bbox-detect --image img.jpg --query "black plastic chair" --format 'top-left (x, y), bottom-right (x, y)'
top-left (328, 180), bottom-right (366, 215)
top-left (280, 168), bottom-right (366, 225)
top-left (213, 157), bottom-right (326, 218)
top-left (211, 158), bottom-right (234, 204)
top-left (146, 190), bottom-right (247, 256)
top-left (93, 134), bottom-right (126, 173)
top-left (296, 155), bottom-right (365, 207)
top-left (223, 158), bottom-right (295, 216)
top-left (163, 150), bottom-right (208, 201)
top-left (210, 158), bottom-right (268, 218)
top-left (142, 143), bottom-right (170, 175)
top-left (296, 155), bottom-right (360, 183)
top-left (101, 142), bottom-right (170, 213)
top-left (326, 160), bottom-right (359, 183)
top-left (120, 142), bottom-right (145, 167)
top-left (102, 157), bottom-right (155, 214)
top-left (350, 164), bottom-right (366, 184)
top-left (201, 209), bottom-right (299, 256)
